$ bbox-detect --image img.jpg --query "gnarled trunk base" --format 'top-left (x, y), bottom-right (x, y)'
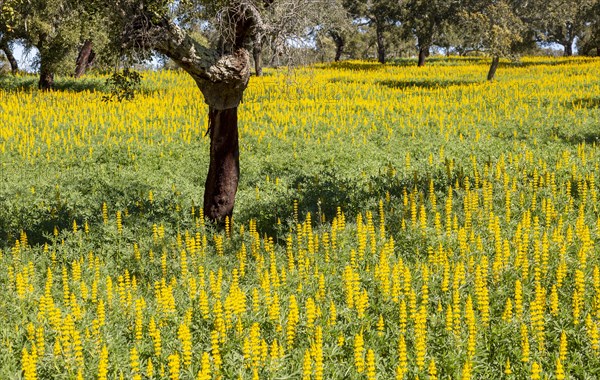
top-left (203, 107), bottom-right (240, 223)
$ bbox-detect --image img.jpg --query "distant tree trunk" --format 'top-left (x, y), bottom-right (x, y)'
top-left (418, 45), bottom-right (429, 67)
top-left (38, 35), bottom-right (55, 90)
top-left (329, 30), bottom-right (344, 62)
top-left (334, 39), bottom-right (344, 62)
top-left (38, 68), bottom-right (54, 90)
top-left (0, 42), bottom-right (18, 74)
top-left (487, 56), bottom-right (500, 81)
top-left (74, 40), bottom-right (95, 78)
top-left (204, 107), bottom-right (240, 222)
top-left (375, 23), bottom-right (385, 64)
top-left (564, 41), bottom-right (573, 57)
top-left (253, 41), bottom-right (263, 76)
top-left (597, 46), bottom-right (600, 57)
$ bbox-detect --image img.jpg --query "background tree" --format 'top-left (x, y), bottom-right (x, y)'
top-left (535, 0), bottom-right (596, 56)
top-left (73, 1), bottom-right (110, 77)
top-left (8, 0), bottom-right (91, 88)
top-left (343, 0), bottom-right (402, 63)
top-left (401, 0), bottom-right (458, 66)
top-left (0, 0), bottom-right (19, 74)
top-left (576, 0), bottom-right (600, 56)
top-left (459, 0), bottom-right (532, 80)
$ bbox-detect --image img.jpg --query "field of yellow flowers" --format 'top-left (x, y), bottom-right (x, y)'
top-left (1, 56), bottom-right (600, 379)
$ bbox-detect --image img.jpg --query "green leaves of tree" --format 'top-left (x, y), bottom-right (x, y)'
top-left (102, 68), bottom-right (142, 102)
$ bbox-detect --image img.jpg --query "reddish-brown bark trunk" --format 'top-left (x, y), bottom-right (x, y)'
top-left (203, 107), bottom-right (240, 223)
top-left (75, 40), bottom-right (95, 78)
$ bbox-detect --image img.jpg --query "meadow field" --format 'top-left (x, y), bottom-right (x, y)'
top-left (1, 56), bottom-right (600, 379)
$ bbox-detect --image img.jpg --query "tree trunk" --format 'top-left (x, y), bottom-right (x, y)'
top-left (204, 107), bottom-right (240, 223)
top-left (564, 41), bottom-right (573, 57)
top-left (376, 24), bottom-right (385, 64)
top-left (253, 39), bottom-right (263, 76)
top-left (39, 47), bottom-right (54, 90)
top-left (3, 50), bottom-right (18, 75)
top-left (329, 30), bottom-right (344, 62)
top-left (39, 70), bottom-right (54, 90)
top-left (418, 45), bottom-right (428, 67)
top-left (335, 41), bottom-right (344, 62)
top-left (75, 40), bottom-right (95, 78)
top-left (597, 46), bottom-right (600, 57)
top-left (487, 56), bottom-right (500, 81)
top-left (0, 41), bottom-right (18, 74)
top-left (134, 15), bottom-right (252, 222)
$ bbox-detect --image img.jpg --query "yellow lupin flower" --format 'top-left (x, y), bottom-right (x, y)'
top-left (197, 352), bottom-right (211, 380)
top-left (130, 347), bottom-right (141, 380)
top-left (504, 358), bottom-right (512, 375)
top-left (177, 322), bottom-right (192, 367)
top-left (530, 361), bottom-right (541, 380)
top-left (428, 358), bottom-right (438, 380)
top-left (366, 349), bottom-right (376, 380)
top-left (559, 331), bottom-right (568, 362)
top-left (168, 353), bottom-right (180, 380)
top-left (98, 345), bottom-right (108, 380)
top-left (354, 331), bottom-right (365, 373)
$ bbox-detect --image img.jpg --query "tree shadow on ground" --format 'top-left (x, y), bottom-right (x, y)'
top-left (322, 61), bottom-right (386, 71)
top-left (378, 79), bottom-right (478, 91)
top-left (568, 98), bottom-right (600, 110)
top-left (240, 163), bottom-right (467, 239)
top-left (499, 58), bottom-right (596, 68)
top-left (556, 132), bottom-right (600, 145)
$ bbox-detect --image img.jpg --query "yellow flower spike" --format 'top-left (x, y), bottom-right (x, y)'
top-left (366, 349), bottom-right (376, 380)
top-left (130, 347), bottom-right (141, 380)
top-left (116, 210), bottom-right (122, 234)
top-left (555, 357), bottom-right (565, 380)
top-left (98, 345), bottom-right (109, 380)
top-left (177, 322), bottom-right (192, 367)
top-left (313, 326), bottom-right (324, 380)
top-left (147, 360), bottom-right (154, 378)
top-left (530, 361), bottom-right (541, 380)
top-left (302, 349), bottom-right (312, 380)
top-left (428, 358), bottom-right (438, 380)
top-left (168, 353), bottom-right (180, 380)
top-left (504, 358), bottom-right (512, 375)
top-left (559, 331), bottom-right (567, 362)
top-left (377, 314), bottom-right (385, 337)
top-left (354, 331), bottom-right (365, 373)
